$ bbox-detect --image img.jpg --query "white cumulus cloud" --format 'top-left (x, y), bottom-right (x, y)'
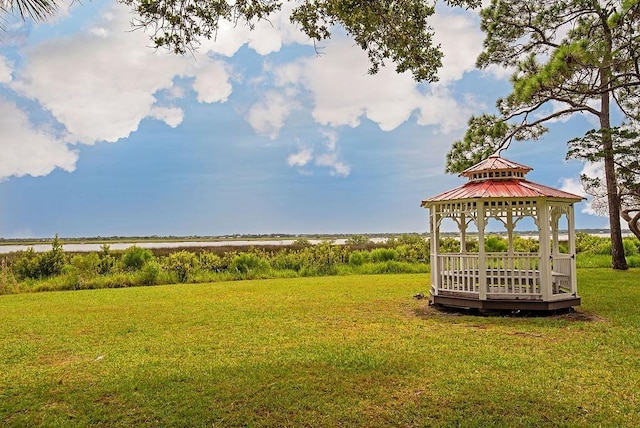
top-left (286, 130), bottom-right (350, 177)
top-left (257, 7), bottom-right (486, 137)
top-left (560, 162), bottom-right (605, 216)
top-left (197, 2), bottom-right (313, 57)
top-left (246, 89), bottom-right (299, 138)
top-left (149, 107), bottom-right (184, 128)
top-left (287, 146), bottom-right (313, 167)
top-left (431, 9), bottom-right (485, 84)
top-left (1, 2), bottom-right (240, 179)
top-left (0, 98), bottom-right (78, 179)
top-left (0, 56), bottom-right (12, 83)
top-left (192, 61), bottom-right (233, 103)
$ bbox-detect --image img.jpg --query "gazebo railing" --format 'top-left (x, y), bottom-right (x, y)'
top-left (485, 253), bottom-right (541, 296)
top-left (551, 254), bottom-right (573, 295)
top-left (437, 254), bottom-right (480, 294)
top-left (436, 252), bottom-right (544, 299)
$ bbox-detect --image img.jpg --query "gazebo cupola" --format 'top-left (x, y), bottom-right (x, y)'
top-left (421, 154), bottom-right (584, 311)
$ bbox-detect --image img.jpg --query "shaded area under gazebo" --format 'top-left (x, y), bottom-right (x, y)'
top-left (422, 155), bottom-right (583, 311)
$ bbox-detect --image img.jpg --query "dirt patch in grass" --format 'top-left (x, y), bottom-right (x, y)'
top-left (550, 310), bottom-right (608, 323)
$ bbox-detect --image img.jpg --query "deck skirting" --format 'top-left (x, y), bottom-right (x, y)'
top-left (432, 294), bottom-right (581, 311)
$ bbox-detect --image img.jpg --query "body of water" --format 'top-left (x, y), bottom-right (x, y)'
top-left (0, 232), bottom-right (630, 254)
top-left (0, 238), bottom-right (389, 254)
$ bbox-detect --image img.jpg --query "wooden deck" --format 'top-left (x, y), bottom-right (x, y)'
top-left (432, 293), bottom-right (581, 311)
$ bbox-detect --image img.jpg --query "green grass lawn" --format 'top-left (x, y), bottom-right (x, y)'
top-left (1, 270), bottom-right (639, 427)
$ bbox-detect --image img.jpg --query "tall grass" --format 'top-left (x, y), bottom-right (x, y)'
top-left (1, 270), bottom-right (639, 426)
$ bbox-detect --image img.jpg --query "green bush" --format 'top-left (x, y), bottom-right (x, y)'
top-left (439, 237), bottom-right (460, 253)
top-left (164, 251), bottom-right (200, 283)
top-left (305, 242), bottom-right (342, 275)
top-left (270, 250), bottom-right (304, 271)
top-left (98, 244), bottom-right (116, 275)
top-left (594, 241), bottom-right (612, 255)
top-left (627, 255), bottom-right (640, 268)
top-left (513, 236), bottom-right (539, 253)
top-left (576, 232), bottom-right (609, 253)
top-left (198, 252), bottom-right (226, 272)
top-left (38, 235), bottom-right (66, 278)
top-left (229, 252), bottom-right (270, 277)
top-left (370, 248), bottom-right (397, 263)
top-left (349, 251), bottom-right (371, 266)
top-left (485, 235), bottom-right (508, 252)
top-left (12, 247), bottom-right (41, 280)
top-left (138, 261), bottom-right (162, 285)
top-left (12, 236), bottom-right (66, 280)
top-left (70, 253), bottom-right (101, 279)
top-left (623, 238), bottom-right (639, 256)
top-left (121, 246), bottom-right (154, 271)
top-left (388, 234), bottom-right (426, 246)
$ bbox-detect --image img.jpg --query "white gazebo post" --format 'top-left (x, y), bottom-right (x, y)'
top-left (430, 209), bottom-right (440, 296)
top-left (537, 200), bottom-right (552, 301)
top-left (477, 202), bottom-right (487, 301)
top-left (568, 203), bottom-right (579, 295)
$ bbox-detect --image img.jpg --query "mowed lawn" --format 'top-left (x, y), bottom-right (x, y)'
top-left (1, 270), bottom-right (639, 427)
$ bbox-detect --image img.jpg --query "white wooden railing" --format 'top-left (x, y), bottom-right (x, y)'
top-left (435, 252), bottom-right (576, 300)
top-left (551, 254), bottom-right (573, 295)
top-left (484, 253), bottom-right (541, 297)
top-left (437, 254), bottom-right (480, 294)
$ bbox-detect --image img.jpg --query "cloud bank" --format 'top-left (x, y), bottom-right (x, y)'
top-left (1, 2), bottom-right (493, 181)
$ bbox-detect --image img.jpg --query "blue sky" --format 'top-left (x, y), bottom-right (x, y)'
top-left (0, 1), bottom-right (609, 238)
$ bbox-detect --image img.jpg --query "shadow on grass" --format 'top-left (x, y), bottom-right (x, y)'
top-left (412, 302), bottom-right (608, 322)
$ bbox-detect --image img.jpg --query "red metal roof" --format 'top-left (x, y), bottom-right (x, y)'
top-left (422, 179), bottom-right (585, 205)
top-left (460, 154), bottom-right (531, 177)
top-left (422, 155), bottom-right (585, 206)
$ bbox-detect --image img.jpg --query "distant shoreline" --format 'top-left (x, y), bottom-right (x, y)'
top-left (0, 229), bottom-right (629, 244)
top-left (0, 230), bottom-right (633, 254)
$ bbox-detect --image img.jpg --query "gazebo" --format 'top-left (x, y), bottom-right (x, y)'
top-left (421, 154), bottom-right (584, 311)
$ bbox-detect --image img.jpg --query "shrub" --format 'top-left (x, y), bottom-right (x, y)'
top-left (349, 251), bottom-right (370, 266)
top-left (12, 247), bottom-right (41, 280)
top-left (307, 242), bottom-right (342, 275)
top-left (485, 235), bottom-right (508, 252)
top-left (38, 235), bottom-right (66, 278)
top-left (622, 238), bottom-right (639, 256)
top-left (198, 252), bottom-right (225, 272)
top-left (164, 251), bottom-right (200, 283)
top-left (270, 250), bottom-right (304, 271)
top-left (121, 246), bottom-right (154, 271)
top-left (138, 261), bottom-right (162, 285)
top-left (594, 241), bottom-right (612, 255)
top-left (98, 244), bottom-right (116, 274)
top-left (439, 237), bottom-right (460, 253)
top-left (370, 248), bottom-right (397, 263)
top-left (627, 255), bottom-right (640, 268)
top-left (513, 236), bottom-right (539, 253)
top-left (576, 232), bottom-right (609, 254)
top-left (229, 252), bottom-right (270, 277)
top-left (71, 253), bottom-right (101, 279)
